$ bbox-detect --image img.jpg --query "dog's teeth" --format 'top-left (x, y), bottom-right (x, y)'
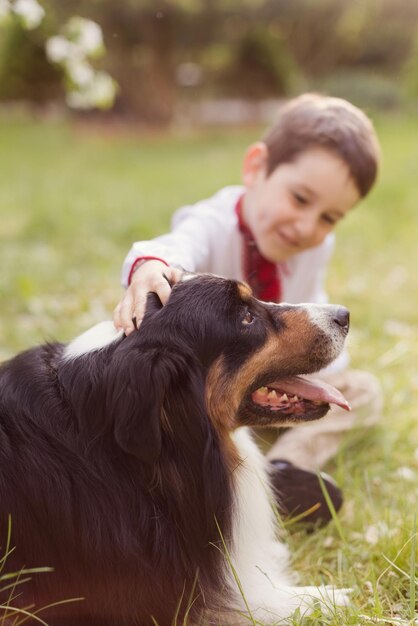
top-left (268, 390), bottom-right (278, 400)
top-left (290, 395), bottom-right (299, 403)
top-left (279, 393), bottom-right (289, 402)
top-left (257, 386), bottom-right (269, 396)
top-left (312, 400), bottom-right (324, 406)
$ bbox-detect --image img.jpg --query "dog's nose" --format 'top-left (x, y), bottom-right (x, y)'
top-left (332, 306), bottom-right (350, 330)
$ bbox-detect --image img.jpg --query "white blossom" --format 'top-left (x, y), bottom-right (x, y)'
top-left (66, 72), bottom-right (117, 110)
top-left (44, 14), bottom-right (116, 111)
top-left (13, 0), bottom-right (45, 30)
top-left (66, 59), bottom-right (95, 88)
top-left (45, 36), bottom-right (75, 64)
top-left (88, 72), bottom-right (116, 108)
top-left (66, 17), bottom-right (104, 58)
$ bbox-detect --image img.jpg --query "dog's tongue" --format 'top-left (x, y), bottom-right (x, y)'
top-left (269, 376), bottom-right (351, 411)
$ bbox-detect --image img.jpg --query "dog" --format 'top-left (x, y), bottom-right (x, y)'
top-left (0, 273), bottom-right (351, 625)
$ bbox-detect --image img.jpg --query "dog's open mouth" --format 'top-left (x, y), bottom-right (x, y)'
top-left (251, 376), bottom-right (351, 415)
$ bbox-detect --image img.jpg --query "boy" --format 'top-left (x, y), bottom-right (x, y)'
top-left (113, 93), bottom-right (382, 525)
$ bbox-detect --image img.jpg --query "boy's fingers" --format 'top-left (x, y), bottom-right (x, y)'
top-left (118, 291), bottom-right (138, 335)
top-left (112, 302), bottom-right (122, 329)
top-left (155, 276), bottom-right (173, 305)
top-left (114, 265), bottom-right (182, 335)
top-left (130, 277), bottom-right (171, 328)
top-left (131, 291), bottom-right (150, 329)
top-left (113, 301), bottom-right (134, 333)
top-left (127, 288), bottom-right (148, 335)
top-left (166, 266), bottom-right (183, 286)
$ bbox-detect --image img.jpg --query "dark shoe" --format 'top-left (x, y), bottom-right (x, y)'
top-left (269, 460), bottom-right (343, 527)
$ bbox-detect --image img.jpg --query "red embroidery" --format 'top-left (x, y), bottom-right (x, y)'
top-left (235, 196), bottom-right (282, 303)
top-left (127, 256), bottom-right (169, 285)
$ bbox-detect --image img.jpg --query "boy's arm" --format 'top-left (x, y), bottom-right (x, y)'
top-left (120, 235), bottom-right (198, 289)
top-left (115, 230), bottom-right (206, 335)
top-left (115, 189), bottom-right (240, 334)
top-left (121, 187), bottom-right (242, 288)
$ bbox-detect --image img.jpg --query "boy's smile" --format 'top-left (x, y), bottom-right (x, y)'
top-left (242, 146), bottom-right (361, 263)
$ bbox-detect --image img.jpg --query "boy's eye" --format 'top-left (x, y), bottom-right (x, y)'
top-left (322, 214), bottom-right (337, 225)
top-left (293, 191), bottom-right (308, 206)
top-left (242, 310), bottom-right (255, 325)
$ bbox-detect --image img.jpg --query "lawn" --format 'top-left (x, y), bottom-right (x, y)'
top-left (0, 108), bottom-right (417, 624)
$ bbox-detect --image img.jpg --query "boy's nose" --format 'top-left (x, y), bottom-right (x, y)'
top-left (295, 215), bottom-right (317, 240)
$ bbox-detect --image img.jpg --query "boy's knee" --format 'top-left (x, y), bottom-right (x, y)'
top-left (324, 368), bottom-right (383, 425)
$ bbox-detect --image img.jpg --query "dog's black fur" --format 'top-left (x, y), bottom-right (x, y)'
top-left (0, 274), bottom-right (348, 625)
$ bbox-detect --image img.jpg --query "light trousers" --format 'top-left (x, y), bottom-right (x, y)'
top-left (265, 369), bottom-right (383, 471)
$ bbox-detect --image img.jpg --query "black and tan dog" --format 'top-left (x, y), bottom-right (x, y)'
top-left (0, 274), bottom-right (350, 625)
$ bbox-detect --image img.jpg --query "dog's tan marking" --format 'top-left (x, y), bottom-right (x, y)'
top-left (205, 357), bottom-right (234, 430)
top-left (206, 308), bottom-right (326, 429)
top-left (237, 282), bottom-right (252, 301)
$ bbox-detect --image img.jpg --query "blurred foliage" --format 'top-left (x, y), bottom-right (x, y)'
top-left (0, 17), bottom-right (61, 102)
top-left (218, 25), bottom-right (300, 98)
top-left (316, 70), bottom-right (402, 110)
top-left (1, 0), bottom-right (418, 121)
top-left (403, 31), bottom-right (418, 100)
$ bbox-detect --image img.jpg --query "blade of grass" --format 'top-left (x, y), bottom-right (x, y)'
top-left (318, 473), bottom-right (346, 543)
top-left (317, 472), bottom-right (365, 593)
top-left (213, 518), bottom-right (259, 626)
top-left (0, 516), bottom-right (15, 574)
top-left (14, 596), bottom-right (84, 626)
top-left (1, 568), bottom-right (52, 582)
top-left (181, 570), bottom-right (200, 626)
top-left (171, 580), bottom-right (186, 626)
top-left (409, 514), bottom-right (416, 620)
top-left (281, 503), bottom-right (321, 528)
top-left (0, 605), bottom-right (51, 626)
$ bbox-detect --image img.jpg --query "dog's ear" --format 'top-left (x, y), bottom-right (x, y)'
top-left (104, 344), bottom-right (188, 464)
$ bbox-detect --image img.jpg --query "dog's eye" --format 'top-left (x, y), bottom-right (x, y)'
top-left (242, 310), bottom-right (255, 325)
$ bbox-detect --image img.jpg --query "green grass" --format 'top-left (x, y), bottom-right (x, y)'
top-left (0, 108), bottom-right (417, 624)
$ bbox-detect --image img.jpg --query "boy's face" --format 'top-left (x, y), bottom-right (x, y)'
top-left (242, 145), bottom-right (361, 263)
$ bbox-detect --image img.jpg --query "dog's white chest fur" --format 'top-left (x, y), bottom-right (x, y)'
top-left (227, 428), bottom-right (350, 622)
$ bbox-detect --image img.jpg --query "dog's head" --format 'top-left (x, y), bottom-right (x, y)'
top-left (162, 273), bottom-right (350, 430)
top-left (63, 273), bottom-right (349, 463)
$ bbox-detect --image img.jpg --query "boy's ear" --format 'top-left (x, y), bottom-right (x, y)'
top-left (242, 142), bottom-right (268, 188)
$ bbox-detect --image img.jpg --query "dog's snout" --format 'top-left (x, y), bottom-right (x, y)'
top-left (332, 306), bottom-right (350, 330)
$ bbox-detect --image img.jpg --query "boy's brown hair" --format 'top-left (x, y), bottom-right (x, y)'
top-left (262, 93), bottom-right (380, 198)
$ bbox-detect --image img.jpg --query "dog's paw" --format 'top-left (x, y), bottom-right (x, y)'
top-left (321, 585), bottom-right (353, 608)
top-left (227, 583), bottom-right (353, 623)
top-left (295, 584), bottom-right (353, 615)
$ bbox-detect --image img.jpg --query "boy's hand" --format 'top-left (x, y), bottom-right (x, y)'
top-left (113, 260), bottom-right (182, 335)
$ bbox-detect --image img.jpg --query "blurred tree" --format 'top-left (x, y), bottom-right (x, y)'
top-left (1, 0), bottom-right (418, 122)
top-left (403, 29), bottom-right (418, 101)
top-left (0, 13), bottom-right (61, 103)
top-left (0, 0), bottom-right (117, 110)
top-left (334, 0), bottom-right (417, 70)
top-left (220, 24), bottom-right (299, 98)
